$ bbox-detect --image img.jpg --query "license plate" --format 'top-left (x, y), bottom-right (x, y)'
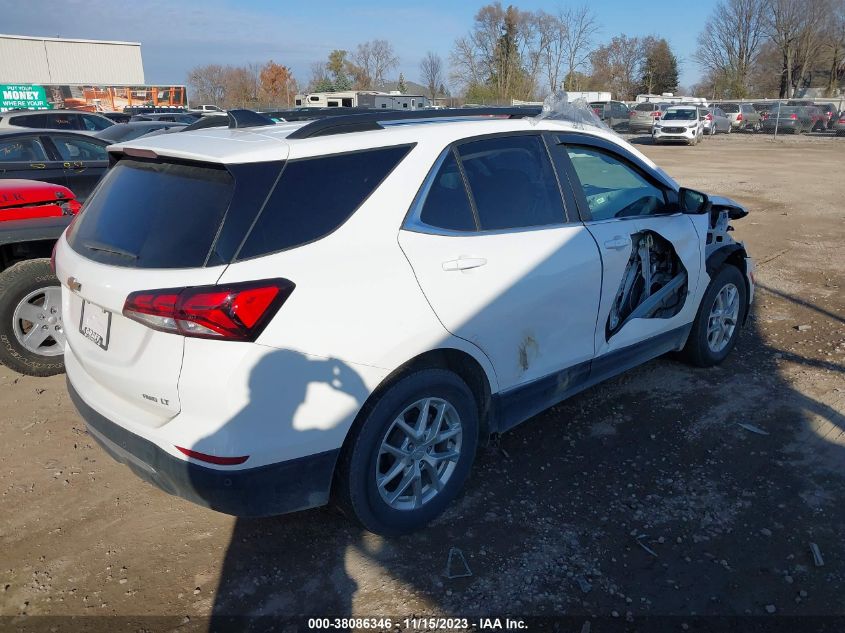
top-left (79, 300), bottom-right (111, 350)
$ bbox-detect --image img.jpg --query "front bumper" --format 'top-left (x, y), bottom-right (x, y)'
top-left (68, 379), bottom-right (340, 517)
top-left (653, 126), bottom-right (698, 143)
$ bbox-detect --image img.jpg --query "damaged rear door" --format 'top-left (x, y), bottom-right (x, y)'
top-left (553, 138), bottom-right (703, 357)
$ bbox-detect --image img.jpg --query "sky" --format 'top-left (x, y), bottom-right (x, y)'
top-left (4, 0), bottom-right (715, 91)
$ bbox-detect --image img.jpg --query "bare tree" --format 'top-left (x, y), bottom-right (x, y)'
top-left (821, 0), bottom-right (845, 96)
top-left (187, 64), bottom-right (227, 105)
top-left (419, 52), bottom-right (444, 101)
top-left (354, 39), bottom-right (399, 89)
top-left (763, 0), bottom-right (827, 97)
top-left (589, 35), bottom-right (645, 100)
top-left (536, 10), bottom-right (566, 93)
top-left (694, 0), bottom-right (766, 98)
top-left (560, 5), bottom-right (599, 91)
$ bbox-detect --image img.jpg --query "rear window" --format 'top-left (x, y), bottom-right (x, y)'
top-left (235, 145), bottom-right (411, 260)
top-left (720, 104), bottom-right (740, 113)
top-left (634, 104), bottom-right (655, 112)
top-left (68, 159), bottom-right (234, 268)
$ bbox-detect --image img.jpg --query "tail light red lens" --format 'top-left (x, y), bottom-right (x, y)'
top-left (790, 114), bottom-right (798, 120)
top-left (123, 279), bottom-right (295, 341)
top-left (737, 113), bottom-right (743, 121)
top-left (651, 111), bottom-right (661, 118)
top-left (706, 113), bottom-right (713, 120)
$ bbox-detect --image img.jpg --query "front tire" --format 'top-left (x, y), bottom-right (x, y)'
top-left (682, 266), bottom-right (747, 368)
top-left (0, 259), bottom-right (65, 377)
top-left (336, 369), bottom-right (479, 536)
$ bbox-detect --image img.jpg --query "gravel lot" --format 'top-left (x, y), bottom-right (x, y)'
top-left (1, 132), bottom-right (843, 632)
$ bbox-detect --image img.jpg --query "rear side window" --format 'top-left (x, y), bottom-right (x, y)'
top-left (51, 136), bottom-right (107, 161)
top-left (0, 137), bottom-right (48, 162)
top-left (9, 114), bottom-right (48, 128)
top-left (418, 150), bottom-right (476, 231)
top-left (457, 135), bottom-right (565, 231)
top-left (68, 159), bottom-right (234, 268)
top-left (236, 145), bottom-right (411, 260)
top-left (81, 114), bottom-right (112, 131)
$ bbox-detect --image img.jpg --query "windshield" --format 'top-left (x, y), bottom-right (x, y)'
top-left (662, 110), bottom-right (697, 121)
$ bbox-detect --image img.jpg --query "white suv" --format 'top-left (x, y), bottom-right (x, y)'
top-left (652, 106), bottom-right (706, 145)
top-left (56, 108), bottom-right (755, 535)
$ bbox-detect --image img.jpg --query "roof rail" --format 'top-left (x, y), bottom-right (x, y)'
top-left (285, 107), bottom-right (543, 140)
top-left (227, 109), bottom-right (276, 129)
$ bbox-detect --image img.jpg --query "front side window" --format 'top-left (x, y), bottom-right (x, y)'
top-left (237, 145), bottom-right (412, 260)
top-left (417, 150), bottom-right (476, 231)
top-left (563, 145), bottom-right (668, 221)
top-left (81, 114), bottom-right (112, 131)
top-left (457, 135), bottom-right (565, 231)
top-left (0, 137), bottom-right (48, 162)
top-left (52, 136), bottom-right (108, 161)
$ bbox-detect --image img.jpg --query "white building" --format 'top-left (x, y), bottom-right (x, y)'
top-left (0, 34), bottom-right (145, 84)
top-left (295, 90), bottom-right (430, 110)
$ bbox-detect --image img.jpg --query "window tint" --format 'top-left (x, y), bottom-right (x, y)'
top-left (52, 136), bottom-right (107, 161)
top-left (0, 137), bottom-right (48, 162)
top-left (564, 146), bottom-right (668, 220)
top-left (720, 104), bottom-right (740, 113)
top-left (237, 145), bottom-right (411, 260)
top-left (9, 113), bottom-right (48, 128)
top-left (635, 103), bottom-right (655, 112)
top-left (418, 150), bottom-right (476, 231)
top-left (68, 159), bottom-right (234, 268)
top-left (457, 135), bottom-right (564, 230)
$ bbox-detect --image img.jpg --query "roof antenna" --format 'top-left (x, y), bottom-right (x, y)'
top-left (227, 109), bottom-right (275, 129)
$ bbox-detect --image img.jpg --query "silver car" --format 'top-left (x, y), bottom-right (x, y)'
top-left (629, 102), bottom-right (672, 133)
top-left (715, 103), bottom-right (761, 132)
top-left (704, 107), bottom-right (732, 135)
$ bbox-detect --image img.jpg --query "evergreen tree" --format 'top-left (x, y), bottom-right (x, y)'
top-left (639, 38), bottom-right (679, 95)
top-left (398, 72), bottom-right (408, 93)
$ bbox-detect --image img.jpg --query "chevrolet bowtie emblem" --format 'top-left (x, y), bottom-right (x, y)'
top-left (67, 277), bottom-right (82, 292)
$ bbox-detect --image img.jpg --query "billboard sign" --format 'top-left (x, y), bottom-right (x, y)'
top-left (0, 84), bottom-right (187, 113)
top-left (0, 84), bottom-right (52, 111)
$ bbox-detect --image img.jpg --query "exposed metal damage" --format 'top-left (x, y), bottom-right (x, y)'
top-left (607, 231), bottom-right (688, 339)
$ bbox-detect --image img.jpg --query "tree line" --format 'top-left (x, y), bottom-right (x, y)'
top-left (694, 0), bottom-right (845, 99)
top-left (186, 0), bottom-right (844, 108)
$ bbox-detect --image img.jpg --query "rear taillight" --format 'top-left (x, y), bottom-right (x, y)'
top-left (123, 279), bottom-right (295, 341)
top-left (651, 111), bottom-right (662, 118)
top-left (790, 114), bottom-right (798, 120)
top-left (736, 113), bottom-right (743, 121)
top-left (839, 117), bottom-right (845, 124)
top-left (706, 113), bottom-right (713, 120)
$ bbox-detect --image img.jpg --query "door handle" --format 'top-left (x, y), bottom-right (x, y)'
top-left (603, 236), bottom-right (631, 250)
top-left (442, 257), bottom-right (487, 271)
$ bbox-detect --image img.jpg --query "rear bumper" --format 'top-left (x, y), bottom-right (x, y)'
top-left (68, 378), bottom-right (339, 517)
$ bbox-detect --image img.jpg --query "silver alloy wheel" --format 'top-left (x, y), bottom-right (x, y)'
top-left (707, 283), bottom-right (740, 353)
top-left (12, 286), bottom-right (65, 356)
top-left (375, 397), bottom-right (463, 511)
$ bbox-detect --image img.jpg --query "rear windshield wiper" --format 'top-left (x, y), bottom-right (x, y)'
top-left (82, 240), bottom-right (139, 260)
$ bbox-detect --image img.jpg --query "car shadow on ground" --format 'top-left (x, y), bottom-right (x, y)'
top-left (200, 293), bottom-right (844, 628)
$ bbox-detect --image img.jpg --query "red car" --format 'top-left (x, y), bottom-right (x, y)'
top-left (0, 179), bottom-right (81, 221)
top-left (0, 179), bottom-right (81, 376)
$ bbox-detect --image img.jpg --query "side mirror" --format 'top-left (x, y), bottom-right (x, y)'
top-left (679, 187), bottom-right (711, 214)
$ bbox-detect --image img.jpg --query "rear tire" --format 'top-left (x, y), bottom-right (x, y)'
top-left (335, 369), bottom-right (479, 536)
top-left (0, 259), bottom-right (65, 377)
top-left (682, 266), bottom-right (747, 368)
